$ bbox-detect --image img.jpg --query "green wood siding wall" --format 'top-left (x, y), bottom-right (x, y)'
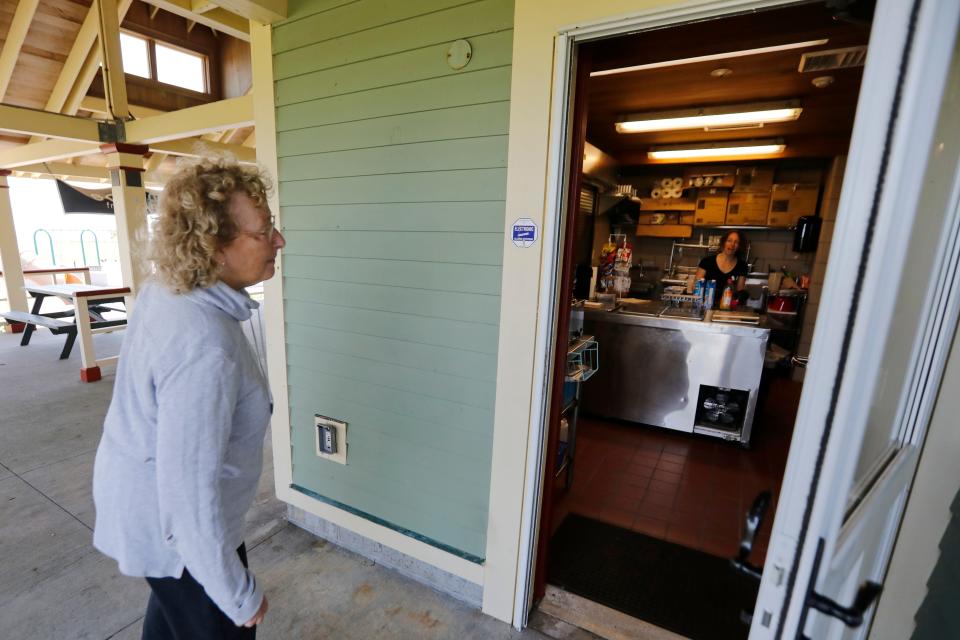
top-left (912, 489), bottom-right (960, 639)
top-left (273, 0), bottom-right (512, 560)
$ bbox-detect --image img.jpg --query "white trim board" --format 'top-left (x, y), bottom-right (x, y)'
top-left (280, 487), bottom-right (484, 585)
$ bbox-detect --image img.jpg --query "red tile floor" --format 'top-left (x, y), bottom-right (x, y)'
top-left (552, 377), bottom-right (802, 564)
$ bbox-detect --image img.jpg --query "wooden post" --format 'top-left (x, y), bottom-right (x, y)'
top-left (100, 143), bottom-right (149, 304)
top-left (0, 170), bottom-right (29, 325)
top-left (94, 0), bottom-right (130, 120)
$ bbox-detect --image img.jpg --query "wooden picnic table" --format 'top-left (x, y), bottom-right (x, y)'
top-left (15, 283), bottom-right (131, 382)
top-left (0, 266), bottom-right (92, 284)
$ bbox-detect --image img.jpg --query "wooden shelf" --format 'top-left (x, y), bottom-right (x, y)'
top-left (637, 198), bottom-right (696, 211)
top-left (636, 224), bottom-right (693, 238)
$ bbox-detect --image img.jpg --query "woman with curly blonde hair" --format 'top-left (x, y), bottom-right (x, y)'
top-left (92, 157), bottom-right (284, 639)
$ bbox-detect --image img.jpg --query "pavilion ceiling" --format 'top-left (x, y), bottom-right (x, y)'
top-left (0, 0), bottom-right (271, 183)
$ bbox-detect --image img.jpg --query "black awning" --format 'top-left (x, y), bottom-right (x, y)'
top-left (55, 179), bottom-right (115, 215)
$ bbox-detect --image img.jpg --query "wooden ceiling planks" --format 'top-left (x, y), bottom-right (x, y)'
top-left (4, 0), bottom-right (89, 109)
top-left (581, 1), bottom-right (873, 165)
top-left (0, 0), bottom-right (256, 183)
top-left (0, 0), bottom-right (239, 113)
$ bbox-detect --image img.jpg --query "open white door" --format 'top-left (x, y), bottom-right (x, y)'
top-left (750, 1), bottom-right (960, 638)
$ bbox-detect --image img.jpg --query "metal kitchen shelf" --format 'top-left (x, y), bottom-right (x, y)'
top-left (674, 242), bottom-right (717, 250)
top-left (566, 336), bottom-right (598, 383)
top-left (661, 292), bottom-right (701, 305)
top-left (708, 225), bottom-right (797, 230)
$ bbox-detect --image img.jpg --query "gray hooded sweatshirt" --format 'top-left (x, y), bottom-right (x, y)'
top-left (92, 280), bottom-right (271, 626)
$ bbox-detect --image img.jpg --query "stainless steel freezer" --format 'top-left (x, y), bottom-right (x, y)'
top-left (581, 308), bottom-right (770, 445)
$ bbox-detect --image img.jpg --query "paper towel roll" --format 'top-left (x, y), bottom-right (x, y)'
top-left (694, 176), bottom-right (705, 187)
top-left (668, 187), bottom-right (683, 198)
top-left (651, 187), bottom-right (663, 199)
top-left (661, 177), bottom-right (673, 189)
top-left (670, 177), bottom-right (683, 189)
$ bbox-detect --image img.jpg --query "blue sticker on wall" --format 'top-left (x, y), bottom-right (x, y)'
top-left (512, 218), bottom-right (538, 248)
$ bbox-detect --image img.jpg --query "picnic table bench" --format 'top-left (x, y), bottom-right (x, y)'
top-left (2, 283), bottom-right (131, 382)
top-left (0, 310), bottom-right (79, 359)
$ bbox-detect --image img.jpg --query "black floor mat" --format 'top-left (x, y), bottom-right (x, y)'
top-left (547, 515), bottom-right (759, 640)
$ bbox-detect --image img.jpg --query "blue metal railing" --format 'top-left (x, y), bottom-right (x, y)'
top-left (80, 229), bottom-right (101, 267)
top-left (33, 229), bottom-right (55, 264)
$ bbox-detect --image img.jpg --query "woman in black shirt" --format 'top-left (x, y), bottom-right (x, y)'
top-left (696, 230), bottom-right (747, 307)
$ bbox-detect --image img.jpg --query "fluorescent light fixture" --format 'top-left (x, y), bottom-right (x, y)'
top-left (591, 39), bottom-right (829, 77)
top-left (648, 139), bottom-right (786, 161)
top-left (616, 101), bottom-right (802, 134)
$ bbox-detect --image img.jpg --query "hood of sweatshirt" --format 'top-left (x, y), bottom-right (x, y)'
top-left (186, 280), bottom-right (259, 322)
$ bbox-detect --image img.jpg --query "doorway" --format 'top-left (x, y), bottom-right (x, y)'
top-left (530, 2), bottom-right (875, 638)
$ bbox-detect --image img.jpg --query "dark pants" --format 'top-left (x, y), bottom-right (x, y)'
top-left (142, 544), bottom-right (256, 640)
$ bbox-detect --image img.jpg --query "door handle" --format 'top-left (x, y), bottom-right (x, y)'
top-left (730, 490), bottom-right (771, 581)
top-left (807, 581), bottom-right (883, 628)
top-left (796, 539), bottom-right (884, 638)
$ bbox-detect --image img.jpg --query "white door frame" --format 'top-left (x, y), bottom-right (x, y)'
top-left (514, 0), bottom-right (958, 629)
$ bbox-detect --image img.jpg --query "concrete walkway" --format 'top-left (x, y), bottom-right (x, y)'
top-left (0, 328), bottom-right (561, 639)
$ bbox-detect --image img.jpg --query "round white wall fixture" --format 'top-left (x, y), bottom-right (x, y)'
top-left (447, 39), bottom-right (472, 70)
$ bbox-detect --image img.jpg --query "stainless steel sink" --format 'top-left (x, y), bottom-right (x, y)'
top-left (618, 300), bottom-right (667, 317)
top-left (660, 306), bottom-right (705, 320)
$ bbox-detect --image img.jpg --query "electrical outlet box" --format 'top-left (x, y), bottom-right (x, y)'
top-left (314, 414), bottom-right (347, 465)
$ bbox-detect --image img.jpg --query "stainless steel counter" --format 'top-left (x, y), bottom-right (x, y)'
top-left (581, 308), bottom-right (770, 444)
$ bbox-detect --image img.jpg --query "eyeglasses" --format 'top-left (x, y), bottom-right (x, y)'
top-left (239, 215), bottom-right (277, 242)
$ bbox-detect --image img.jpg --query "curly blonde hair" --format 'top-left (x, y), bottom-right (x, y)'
top-left (151, 157), bottom-right (272, 292)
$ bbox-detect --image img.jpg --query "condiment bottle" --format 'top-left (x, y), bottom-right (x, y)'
top-left (719, 278), bottom-right (733, 310)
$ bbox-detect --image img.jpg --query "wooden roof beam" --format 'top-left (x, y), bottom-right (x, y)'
top-left (12, 163), bottom-right (165, 188)
top-left (13, 162), bottom-right (110, 182)
top-left (141, 0), bottom-right (250, 41)
top-left (204, 0), bottom-right (286, 24)
top-left (151, 137), bottom-right (257, 163)
top-left (0, 140), bottom-right (100, 169)
top-left (80, 96), bottom-right (167, 119)
top-left (40, 0), bottom-right (134, 118)
top-left (0, 0), bottom-right (41, 101)
top-left (145, 152), bottom-right (167, 173)
top-left (124, 95), bottom-right (254, 144)
top-left (0, 104), bottom-right (102, 142)
top-left (95, 0), bottom-right (131, 120)
top-left (190, 0), bottom-right (219, 13)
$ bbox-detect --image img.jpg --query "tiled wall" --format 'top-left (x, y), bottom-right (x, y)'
top-left (623, 230), bottom-right (812, 277)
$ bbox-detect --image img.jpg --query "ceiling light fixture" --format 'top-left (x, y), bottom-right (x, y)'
top-left (590, 39), bottom-right (829, 77)
top-left (647, 139), bottom-right (786, 161)
top-left (616, 100), bottom-right (802, 134)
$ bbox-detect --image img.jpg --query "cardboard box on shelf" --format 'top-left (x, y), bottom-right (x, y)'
top-left (767, 183), bottom-right (821, 227)
top-left (638, 212), bottom-right (681, 225)
top-left (726, 193), bottom-right (771, 225)
top-left (682, 165), bottom-right (736, 188)
top-left (694, 188), bottom-right (729, 225)
top-left (637, 198), bottom-right (697, 211)
top-left (733, 166), bottom-right (775, 193)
